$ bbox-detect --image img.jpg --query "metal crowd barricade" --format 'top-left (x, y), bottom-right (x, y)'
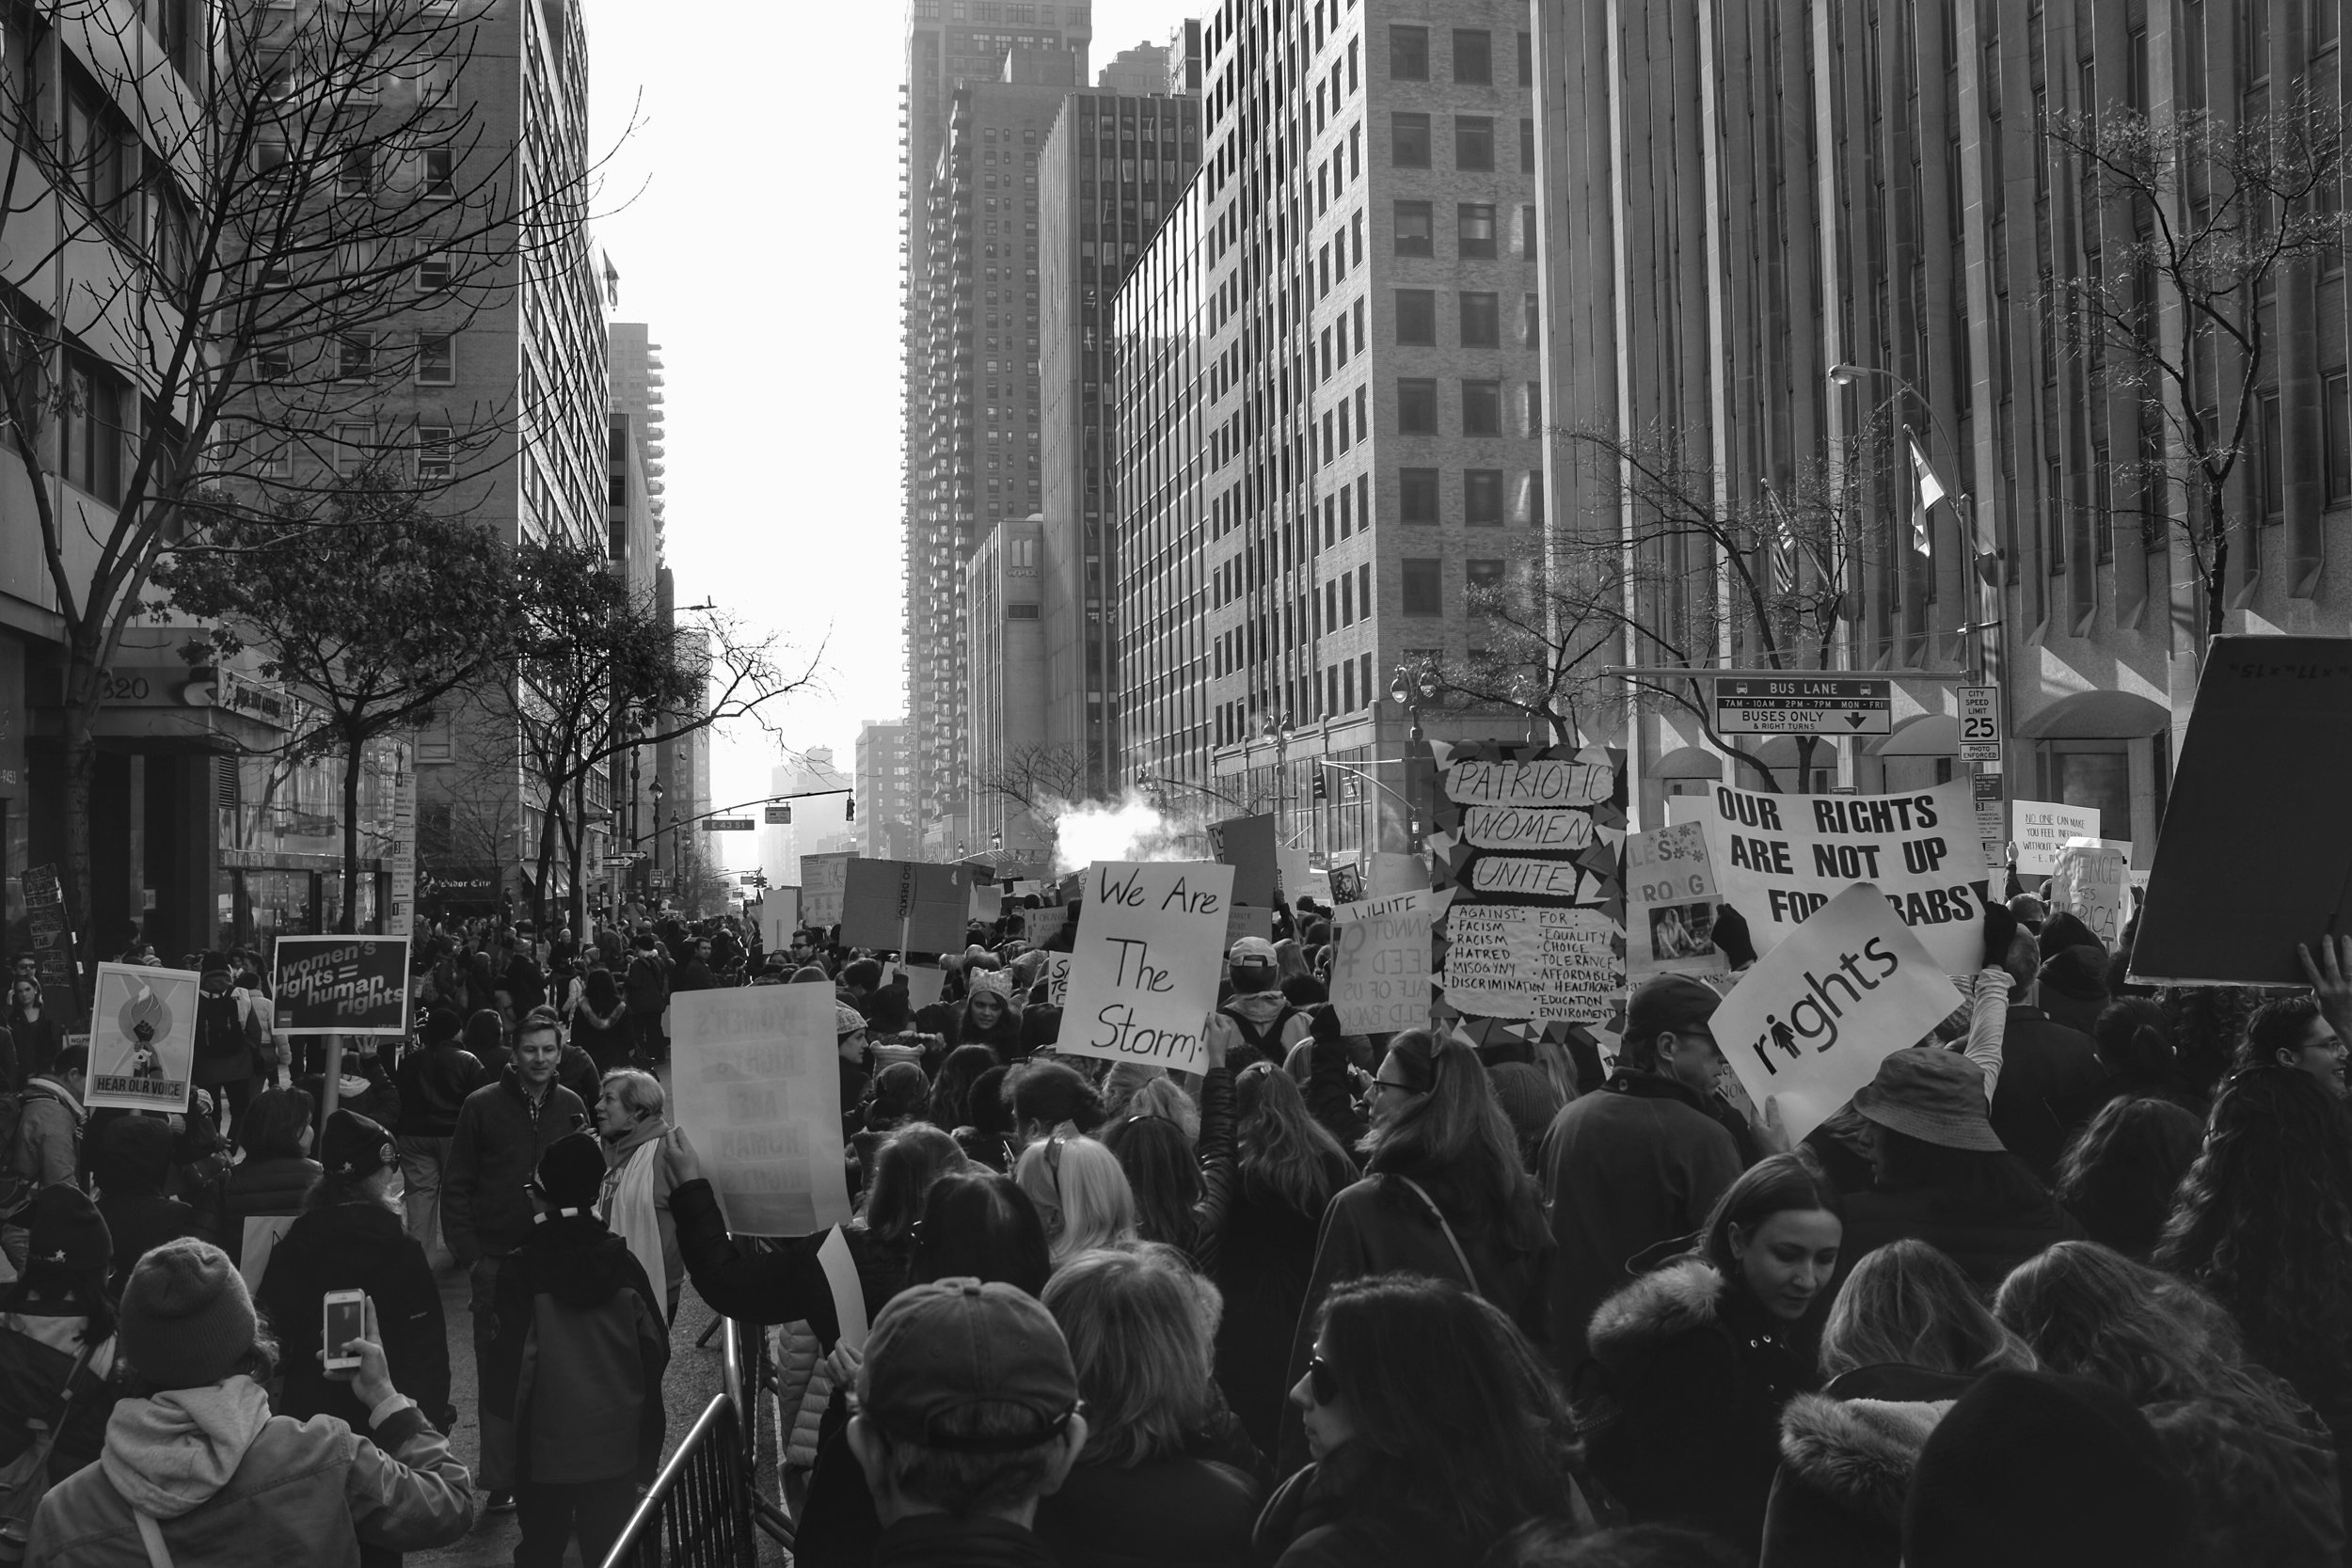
top-left (597, 1392), bottom-right (756, 1568)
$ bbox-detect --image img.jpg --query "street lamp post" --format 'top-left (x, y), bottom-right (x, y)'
top-left (1261, 711), bottom-right (1294, 846)
top-left (1388, 660), bottom-right (1441, 849)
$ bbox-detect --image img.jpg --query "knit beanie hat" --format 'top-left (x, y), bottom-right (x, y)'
top-left (119, 1238), bottom-right (257, 1390)
top-left (1487, 1062), bottom-right (1564, 1149)
top-left (836, 1003), bottom-right (869, 1038)
top-left (422, 1006), bottom-right (464, 1046)
top-left (23, 1183), bottom-right (111, 1275)
top-left (318, 1108), bottom-right (396, 1182)
top-left (966, 970), bottom-right (1012, 1003)
top-left (533, 1131), bottom-right (608, 1212)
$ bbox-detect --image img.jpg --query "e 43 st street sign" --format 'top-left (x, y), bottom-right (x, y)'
top-left (1713, 675), bottom-right (1892, 736)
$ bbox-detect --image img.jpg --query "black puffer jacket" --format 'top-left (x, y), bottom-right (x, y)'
top-left (392, 1041), bottom-right (486, 1138)
top-left (219, 1156), bottom-right (321, 1269)
top-left (257, 1197), bottom-right (451, 1430)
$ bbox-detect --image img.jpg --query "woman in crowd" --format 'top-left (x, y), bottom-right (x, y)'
top-left (0, 1187), bottom-right (126, 1491)
top-left (220, 1085), bottom-right (321, 1275)
top-left (2090, 998), bottom-right (2200, 1112)
top-left (1103, 1031), bottom-right (1234, 1267)
top-left (1009, 1058), bottom-right (1104, 1148)
top-left (1259, 1274), bottom-right (1585, 1566)
top-left (1014, 1131), bottom-right (1138, 1267)
top-left (1035, 1246), bottom-right (1265, 1567)
top-left (1280, 1030), bottom-right (1549, 1471)
top-left (1997, 1241), bottom-right (2344, 1565)
top-left (461, 1007), bottom-right (510, 1079)
top-left (1582, 1155), bottom-right (1840, 1552)
top-left (1758, 1239), bottom-right (2036, 1568)
top-left (924, 1042), bottom-right (999, 1139)
top-left (88, 1116), bottom-right (203, 1293)
top-left (956, 1063), bottom-right (1020, 1172)
top-left (1836, 1046), bottom-right (2079, 1291)
top-left (564, 967), bottom-right (631, 1075)
top-left (1212, 1061), bottom-right (1359, 1458)
top-left (2051, 1094), bottom-right (2202, 1260)
top-left (2157, 1064), bottom-right (2352, 1524)
top-left (947, 971), bottom-right (1021, 1057)
top-left (258, 1111), bottom-right (452, 1477)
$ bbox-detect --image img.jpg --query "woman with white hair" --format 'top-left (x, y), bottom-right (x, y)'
top-left (595, 1068), bottom-right (679, 1323)
top-left (1014, 1132), bottom-right (1139, 1268)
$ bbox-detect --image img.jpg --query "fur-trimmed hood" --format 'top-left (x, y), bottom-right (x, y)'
top-left (1777, 1392), bottom-right (1953, 1525)
top-left (1586, 1258), bottom-right (1724, 1371)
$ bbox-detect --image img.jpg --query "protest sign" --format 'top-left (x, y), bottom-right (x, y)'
top-left (1277, 847), bottom-right (1311, 904)
top-left (758, 888), bottom-right (802, 954)
top-left (1041, 952), bottom-right (1073, 1007)
top-left (1328, 862), bottom-right (1364, 904)
top-left (2135, 636), bottom-right (2352, 985)
top-left (1022, 905), bottom-right (1072, 948)
top-left (86, 962), bottom-right (199, 1113)
top-left (1971, 774), bottom-right (2007, 873)
top-left (1329, 890), bottom-right (1433, 1034)
top-left (2012, 800), bottom-right (2100, 878)
top-left (1208, 814), bottom-right (1279, 909)
top-left (669, 985), bottom-right (852, 1237)
top-left (1223, 903), bottom-right (1273, 946)
top-left (1676, 779), bottom-right (1991, 974)
top-left (1711, 883), bottom-right (1963, 1143)
top-left (1625, 822), bottom-right (1729, 978)
top-left (2046, 839), bottom-right (2133, 947)
top-left (801, 851), bottom-right (857, 927)
top-left (903, 962), bottom-right (946, 1011)
top-left (1430, 742), bottom-right (1628, 1026)
top-left (271, 937), bottom-right (411, 1037)
top-left (968, 870), bottom-right (1003, 923)
top-left (1056, 861), bottom-right (1234, 1071)
top-left (840, 859), bottom-right (968, 952)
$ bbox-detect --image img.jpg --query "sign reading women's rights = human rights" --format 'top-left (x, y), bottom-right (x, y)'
top-left (272, 935), bottom-right (411, 1036)
top-left (1057, 860), bottom-right (1235, 1072)
top-left (1710, 882), bottom-right (1963, 1143)
top-left (669, 984), bottom-right (853, 1238)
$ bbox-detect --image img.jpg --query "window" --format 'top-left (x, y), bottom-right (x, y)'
top-left (1454, 116), bottom-right (1495, 171)
top-left (1391, 24), bottom-right (1428, 79)
top-left (1397, 378), bottom-right (1438, 434)
top-left (1391, 112), bottom-right (1430, 168)
top-left (338, 333), bottom-right (373, 379)
top-left (417, 425), bottom-right (453, 481)
top-left (1402, 558), bottom-right (1442, 615)
top-left (1008, 603), bottom-right (1041, 619)
top-left (1394, 201), bottom-right (1434, 256)
top-left (1523, 382), bottom-right (1543, 436)
top-left (1462, 379), bottom-right (1502, 436)
top-left (1458, 203), bottom-right (1497, 259)
top-left (65, 74), bottom-right (132, 225)
top-left (422, 149), bottom-right (454, 198)
top-left (61, 356), bottom-right (122, 502)
top-left (2328, 372), bottom-right (2352, 505)
top-left (338, 147), bottom-right (373, 198)
top-left (1454, 28), bottom-right (1493, 83)
top-left (1467, 558), bottom-right (1507, 613)
top-left (1400, 467), bottom-right (1441, 522)
top-left (416, 248), bottom-right (453, 291)
top-left (1518, 30), bottom-right (1534, 86)
top-left (416, 334), bottom-right (453, 385)
top-left (1465, 468), bottom-right (1504, 524)
top-left (1521, 119), bottom-right (1536, 172)
top-left (2262, 392), bottom-right (2285, 518)
top-left (258, 342), bottom-right (291, 380)
top-left (1520, 204), bottom-right (1539, 258)
top-left (1521, 469), bottom-right (1547, 525)
top-left (1459, 292), bottom-right (1499, 346)
top-left (1523, 293), bottom-right (1541, 346)
top-left (1395, 289), bottom-right (1437, 344)
top-left (334, 422), bottom-right (372, 477)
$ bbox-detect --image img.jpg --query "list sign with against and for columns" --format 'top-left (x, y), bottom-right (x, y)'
top-left (1713, 675), bottom-right (1892, 736)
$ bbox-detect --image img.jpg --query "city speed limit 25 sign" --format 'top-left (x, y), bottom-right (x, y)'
top-left (1713, 676), bottom-right (1892, 736)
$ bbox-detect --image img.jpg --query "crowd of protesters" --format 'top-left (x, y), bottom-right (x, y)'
top-left (0, 881), bottom-right (2350, 1566)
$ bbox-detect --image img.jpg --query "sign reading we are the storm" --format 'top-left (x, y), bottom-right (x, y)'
top-left (1057, 860), bottom-right (1235, 1073)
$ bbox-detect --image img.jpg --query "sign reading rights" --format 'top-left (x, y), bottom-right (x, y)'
top-left (669, 985), bottom-right (853, 1237)
top-left (1057, 860), bottom-right (1234, 1072)
top-left (1329, 890), bottom-right (1434, 1034)
top-left (272, 936), bottom-right (412, 1037)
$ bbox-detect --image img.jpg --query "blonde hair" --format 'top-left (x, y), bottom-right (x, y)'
top-left (1821, 1238), bottom-right (2037, 1379)
top-left (1042, 1244), bottom-right (1216, 1468)
top-left (1014, 1132), bottom-right (1137, 1266)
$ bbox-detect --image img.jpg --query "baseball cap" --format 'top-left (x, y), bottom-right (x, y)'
top-left (1624, 974), bottom-right (1723, 1047)
top-left (859, 1277), bottom-right (1081, 1451)
top-left (1228, 936), bottom-right (1278, 967)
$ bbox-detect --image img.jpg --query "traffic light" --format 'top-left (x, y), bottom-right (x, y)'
top-left (1311, 770), bottom-right (1328, 801)
top-left (846, 796), bottom-right (856, 821)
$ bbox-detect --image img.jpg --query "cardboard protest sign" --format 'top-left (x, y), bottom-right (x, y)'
top-left (271, 936), bottom-right (411, 1037)
top-left (1329, 890), bottom-right (1434, 1034)
top-left (1675, 779), bottom-right (1990, 974)
top-left (801, 851), bottom-right (857, 928)
top-left (86, 963), bottom-right (199, 1113)
top-left (2012, 800), bottom-right (2100, 878)
top-left (903, 962), bottom-right (946, 1011)
top-left (1057, 861), bottom-right (1234, 1071)
top-left (1711, 883), bottom-right (1963, 1143)
top-left (1041, 952), bottom-right (1073, 1007)
top-left (1277, 847), bottom-right (1312, 904)
top-left (758, 888), bottom-right (802, 954)
top-left (669, 985), bottom-right (852, 1237)
top-left (840, 859), bottom-right (968, 951)
top-left (2046, 839), bottom-right (2132, 948)
top-left (1223, 903), bottom-right (1273, 946)
top-left (1430, 742), bottom-right (1629, 1026)
top-left (967, 869), bottom-right (1003, 923)
top-left (1208, 814), bottom-right (1279, 909)
top-left (2135, 636), bottom-right (2352, 985)
top-left (1625, 823), bottom-right (1729, 977)
top-left (1022, 905), bottom-right (1072, 948)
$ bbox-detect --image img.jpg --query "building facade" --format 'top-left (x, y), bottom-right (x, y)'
top-left (605, 320), bottom-right (668, 910)
top-left (855, 720), bottom-right (917, 860)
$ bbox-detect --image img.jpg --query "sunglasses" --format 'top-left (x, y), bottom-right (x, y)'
top-left (1307, 1354), bottom-right (1339, 1406)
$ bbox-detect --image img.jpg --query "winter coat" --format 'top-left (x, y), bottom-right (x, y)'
top-left (1033, 1438), bottom-right (1263, 1568)
top-left (257, 1198), bottom-right (451, 1432)
top-left (871, 1515), bottom-right (1061, 1568)
top-left (569, 1002), bottom-right (633, 1073)
top-left (24, 1378), bottom-right (473, 1568)
top-left (440, 1068), bottom-right (590, 1264)
top-left (669, 1177), bottom-right (905, 1346)
top-left (623, 952), bottom-right (669, 1017)
top-left (94, 1192), bottom-right (201, 1292)
top-left (484, 1211), bottom-right (668, 1484)
top-left (0, 1307), bottom-right (125, 1482)
top-left (1204, 990), bottom-right (1311, 1068)
top-left (1831, 1184), bottom-right (2083, 1297)
top-left (219, 1155), bottom-right (322, 1270)
top-left (9, 1079), bottom-right (85, 1205)
top-left (7, 1009), bottom-right (61, 1085)
top-left (1209, 1179), bottom-right (1330, 1461)
top-left (1990, 1006), bottom-right (2108, 1182)
top-left (1538, 1070), bottom-right (1744, 1377)
top-left (1250, 1442), bottom-right (1488, 1568)
top-left (191, 988), bottom-right (263, 1088)
top-left (1757, 1363), bottom-right (1976, 1568)
top-left (391, 1041), bottom-right (486, 1139)
top-left (1581, 1258), bottom-right (1820, 1553)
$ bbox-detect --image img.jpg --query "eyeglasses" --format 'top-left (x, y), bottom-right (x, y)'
top-left (1373, 1076), bottom-right (1418, 1094)
top-left (1307, 1354), bottom-right (1339, 1406)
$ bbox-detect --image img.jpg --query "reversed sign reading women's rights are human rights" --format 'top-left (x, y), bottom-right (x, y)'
top-left (669, 985), bottom-right (852, 1238)
top-left (1057, 860), bottom-right (1235, 1072)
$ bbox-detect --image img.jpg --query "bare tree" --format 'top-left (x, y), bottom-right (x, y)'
top-left (974, 742), bottom-right (1089, 862)
top-left (0, 1), bottom-right (602, 950)
top-left (2046, 90), bottom-right (2351, 636)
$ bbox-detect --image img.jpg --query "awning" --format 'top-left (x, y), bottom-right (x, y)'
top-left (1651, 745), bottom-right (1724, 780)
top-left (1867, 713), bottom-right (1960, 757)
top-left (2015, 689), bottom-right (2170, 739)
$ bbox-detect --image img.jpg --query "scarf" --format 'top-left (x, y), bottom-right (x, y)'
top-left (100, 1375), bottom-right (273, 1520)
top-left (604, 1136), bottom-right (666, 1318)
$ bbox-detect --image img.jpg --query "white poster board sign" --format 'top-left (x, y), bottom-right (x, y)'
top-left (1023, 906), bottom-right (1072, 948)
top-left (669, 986), bottom-right (852, 1237)
top-left (1041, 952), bottom-right (1073, 1007)
top-left (87, 962), bottom-right (200, 1113)
top-left (1711, 882), bottom-right (1964, 1144)
top-left (2046, 838), bottom-right (2133, 947)
top-left (759, 888), bottom-right (803, 954)
top-left (903, 961), bottom-right (946, 1011)
top-left (1625, 822), bottom-right (1730, 978)
top-left (1329, 889), bottom-right (1434, 1034)
top-left (1366, 851), bottom-right (1429, 897)
top-left (2013, 800), bottom-right (2101, 878)
top-left (1056, 861), bottom-right (1234, 1072)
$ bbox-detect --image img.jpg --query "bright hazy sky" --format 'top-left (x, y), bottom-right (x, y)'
top-left (580, 1), bottom-right (1196, 871)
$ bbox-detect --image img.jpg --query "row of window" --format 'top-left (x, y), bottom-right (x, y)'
top-left (1399, 468), bottom-right (1544, 526)
top-left (1389, 113), bottom-right (1534, 175)
top-left (1395, 290), bottom-right (1538, 350)
top-left (1393, 201), bottom-right (1535, 261)
top-left (258, 331), bottom-right (458, 384)
top-left (1399, 556), bottom-right (1509, 616)
top-left (1396, 378), bottom-right (1529, 438)
top-left (1388, 24), bottom-right (1534, 88)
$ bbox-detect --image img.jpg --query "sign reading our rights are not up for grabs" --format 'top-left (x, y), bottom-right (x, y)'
top-left (1056, 860), bottom-right (1235, 1073)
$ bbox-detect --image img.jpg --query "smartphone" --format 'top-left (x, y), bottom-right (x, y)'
top-left (323, 1290), bottom-right (365, 1374)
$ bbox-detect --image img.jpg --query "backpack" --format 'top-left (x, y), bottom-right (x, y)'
top-left (0, 1091), bottom-right (37, 1223)
top-left (1218, 1003), bottom-right (1301, 1053)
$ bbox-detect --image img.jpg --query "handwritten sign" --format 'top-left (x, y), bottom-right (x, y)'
top-left (1711, 883), bottom-right (1963, 1143)
top-left (272, 936), bottom-right (411, 1037)
top-left (1440, 904), bottom-right (1623, 1022)
top-left (1057, 861), bottom-right (1235, 1071)
top-left (801, 851), bottom-right (857, 928)
top-left (669, 986), bottom-right (852, 1237)
top-left (1022, 906), bottom-right (1072, 948)
top-left (2012, 800), bottom-right (2100, 879)
top-left (1209, 815), bottom-right (1279, 909)
top-left (1329, 890), bottom-right (1433, 1034)
top-left (2047, 839), bottom-right (2132, 947)
top-left (758, 888), bottom-right (803, 954)
top-left (841, 859), bottom-right (968, 951)
top-left (1041, 952), bottom-right (1073, 1007)
top-left (1672, 779), bottom-right (1990, 974)
top-left (1223, 903), bottom-right (1273, 947)
top-left (87, 963), bottom-right (200, 1113)
top-left (1625, 823), bottom-right (1729, 977)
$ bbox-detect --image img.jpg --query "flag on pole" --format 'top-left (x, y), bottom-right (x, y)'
top-left (1906, 435), bottom-right (1946, 556)
top-left (1758, 484), bottom-right (1797, 587)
